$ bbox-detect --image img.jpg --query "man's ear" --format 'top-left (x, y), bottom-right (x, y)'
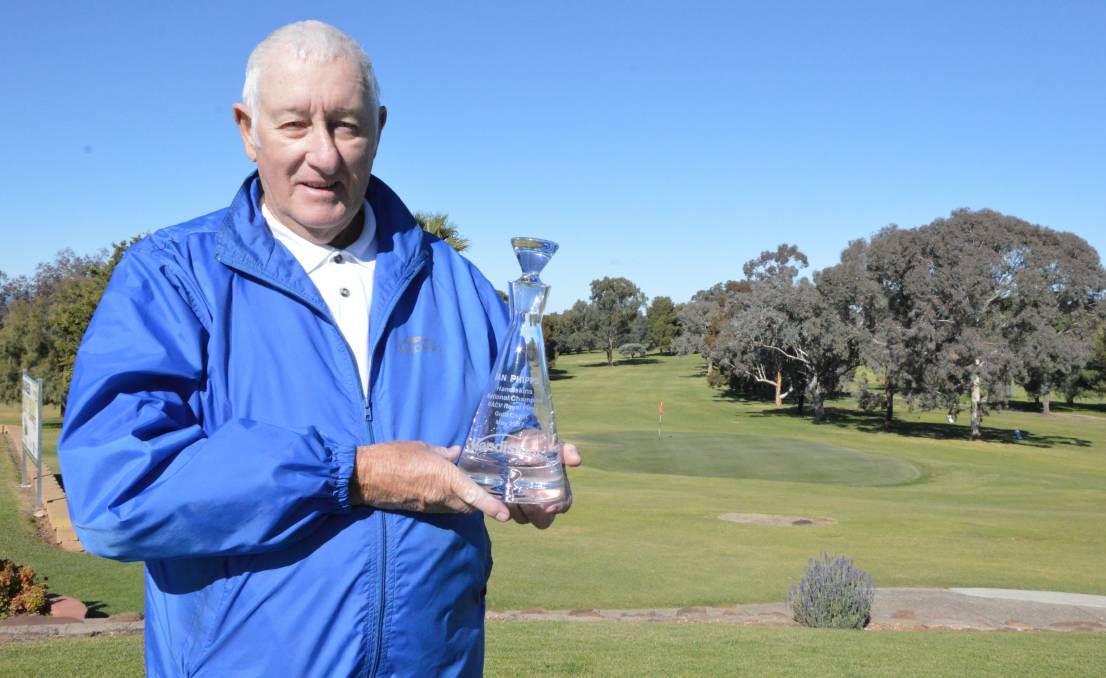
top-left (232, 103), bottom-right (258, 162)
top-left (377, 105), bottom-right (388, 134)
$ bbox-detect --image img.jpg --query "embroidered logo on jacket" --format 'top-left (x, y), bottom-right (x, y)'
top-left (396, 336), bottom-right (443, 353)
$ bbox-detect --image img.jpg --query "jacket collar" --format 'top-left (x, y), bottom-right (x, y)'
top-left (215, 172), bottom-right (429, 311)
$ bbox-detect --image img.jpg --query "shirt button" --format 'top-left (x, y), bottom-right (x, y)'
top-left (339, 287), bottom-right (351, 297)
top-left (333, 254), bottom-right (344, 263)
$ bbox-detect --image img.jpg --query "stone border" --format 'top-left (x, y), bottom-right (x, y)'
top-left (0, 618), bottom-right (144, 643)
top-left (4, 588), bottom-right (1105, 641)
top-left (1, 425), bottom-right (83, 552)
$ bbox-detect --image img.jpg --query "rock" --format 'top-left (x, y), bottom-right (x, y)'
top-left (109, 612), bottom-right (144, 622)
top-left (49, 596), bottom-right (88, 620)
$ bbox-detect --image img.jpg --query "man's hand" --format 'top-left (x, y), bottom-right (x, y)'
top-left (506, 442), bottom-right (581, 530)
top-left (351, 441), bottom-right (509, 522)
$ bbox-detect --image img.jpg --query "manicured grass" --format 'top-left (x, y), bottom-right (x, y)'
top-left (484, 352), bottom-right (1106, 610)
top-left (576, 430), bottom-right (919, 485)
top-left (486, 622), bottom-right (1106, 677)
top-left (0, 635), bottom-right (144, 677)
top-left (1, 352), bottom-right (1104, 674)
top-left (0, 436), bottom-right (144, 617)
top-left (3, 624), bottom-right (1104, 677)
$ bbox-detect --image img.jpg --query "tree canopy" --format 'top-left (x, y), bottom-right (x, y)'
top-left (413, 212), bottom-right (470, 253)
top-left (589, 277), bottom-right (647, 367)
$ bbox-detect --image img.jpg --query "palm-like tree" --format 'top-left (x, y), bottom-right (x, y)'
top-left (413, 212), bottom-right (470, 253)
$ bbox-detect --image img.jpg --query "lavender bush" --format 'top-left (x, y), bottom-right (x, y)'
top-left (788, 552), bottom-right (874, 629)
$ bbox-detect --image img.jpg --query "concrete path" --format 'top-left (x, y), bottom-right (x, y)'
top-left (4, 588), bottom-right (1106, 642)
top-left (486, 588), bottom-right (1106, 633)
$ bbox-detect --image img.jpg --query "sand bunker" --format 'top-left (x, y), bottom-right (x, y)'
top-left (719, 513), bottom-right (835, 527)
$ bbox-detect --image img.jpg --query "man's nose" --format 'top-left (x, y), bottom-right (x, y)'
top-left (306, 125), bottom-right (340, 173)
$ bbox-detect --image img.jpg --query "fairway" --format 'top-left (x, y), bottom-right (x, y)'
top-left (486, 351), bottom-right (1106, 611)
top-left (578, 430), bottom-right (919, 485)
top-left (2, 350), bottom-right (1105, 674)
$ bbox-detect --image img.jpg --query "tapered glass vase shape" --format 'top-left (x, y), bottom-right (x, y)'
top-left (458, 237), bottom-right (565, 504)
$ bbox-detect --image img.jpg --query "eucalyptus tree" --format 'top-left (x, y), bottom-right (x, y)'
top-left (1065, 324), bottom-right (1106, 403)
top-left (646, 296), bottom-right (680, 354)
top-left (1006, 229), bottom-right (1106, 413)
top-left (673, 281), bottom-right (747, 374)
top-left (556, 299), bottom-right (600, 354)
top-left (705, 248), bottom-right (809, 407)
top-left (589, 277), bottom-right (646, 366)
top-left (706, 245), bottom-right (863, 421)
top-left (910, 210), bottom-right (1037, 438)
top-left (861, 226), bottom-right (947, 430)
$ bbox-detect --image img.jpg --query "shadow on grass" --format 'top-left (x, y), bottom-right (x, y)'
top-left (579, 358), bottom-right (661, 368)
top-left (1006, 399), bottom-right (1106, 416)
top-left (752, 406), bottom-right (1092, 448)
top-left (549, 368), bottom-right (574, 381)
top-left (83, 600), bottom-right (110, 619)
top-left (710, 389), bottom-right (773, 406)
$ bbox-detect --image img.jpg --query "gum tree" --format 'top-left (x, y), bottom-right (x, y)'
top-left (589, 277), bottom-right (646, 366)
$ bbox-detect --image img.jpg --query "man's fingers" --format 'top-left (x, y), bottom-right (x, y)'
top-left (433, 444), bottom-right (462, 462)
top-left (561, 442), bottom-right (582, 467)
top-left (453, 472), bottom-right (509, 522)
top-left (508, 504), bottom-right (530, 524)
top-left (518, 503), bottom-right (556, 529)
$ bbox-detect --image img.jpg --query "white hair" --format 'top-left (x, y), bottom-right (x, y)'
top-left (242, 20), bottom-right (381, 141)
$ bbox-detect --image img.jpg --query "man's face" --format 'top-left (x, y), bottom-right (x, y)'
top-left (233, 53), bottom-right (385, 241)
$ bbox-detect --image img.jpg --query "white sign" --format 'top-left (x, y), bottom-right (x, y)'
top-left (21, 373), bottom-right (42, 463)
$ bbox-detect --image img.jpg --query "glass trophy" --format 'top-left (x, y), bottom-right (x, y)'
top-left (458, 237), bottom-right (566, 504)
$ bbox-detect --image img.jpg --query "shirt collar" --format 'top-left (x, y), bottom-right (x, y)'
top-left (263, 201), bottom-right (378, 275)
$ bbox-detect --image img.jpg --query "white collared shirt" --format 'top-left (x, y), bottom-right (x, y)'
top-left (262, 201), bottom-right (378, 396)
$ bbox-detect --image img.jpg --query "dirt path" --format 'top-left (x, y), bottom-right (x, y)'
top-left (487, 588), bottom-right (1106, 633)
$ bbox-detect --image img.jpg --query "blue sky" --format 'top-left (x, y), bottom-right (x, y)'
top-left (2, 1), bottom-right (1104, 312)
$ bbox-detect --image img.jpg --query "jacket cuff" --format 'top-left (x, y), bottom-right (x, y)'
top-left (326, 441), bottom-right (357, 512)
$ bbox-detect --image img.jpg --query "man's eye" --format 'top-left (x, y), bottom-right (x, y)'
top-left (280, 121), bottom-right (308, 130)
top-left (334, 122), bottom-right (359, 134)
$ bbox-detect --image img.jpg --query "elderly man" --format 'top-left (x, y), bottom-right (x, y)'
top-left (58, 20), bottom-right (578, 677)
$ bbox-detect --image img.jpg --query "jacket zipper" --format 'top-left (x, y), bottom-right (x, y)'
top-left (218, 250), bottom-right (427, 678)
top-left (366, 256), bottom-right (425, 678)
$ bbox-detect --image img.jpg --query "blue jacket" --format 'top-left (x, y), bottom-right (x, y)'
top-left (58, 174), bottom-right (509, 677)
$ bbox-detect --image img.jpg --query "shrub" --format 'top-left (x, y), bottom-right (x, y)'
top-left (0, 559), bottom-right (50, 618)
top-left (788, 552), bottom-right (874, 629)
top-left (616, 343), bottom-right (647, 359)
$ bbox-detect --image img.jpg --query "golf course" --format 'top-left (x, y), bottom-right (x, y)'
top-left (3, 351), bottom-right (1105, 675)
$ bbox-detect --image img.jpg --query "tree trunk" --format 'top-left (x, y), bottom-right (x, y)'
top-left (970, 374), bottom-right (983, 440)
top-left (774, 370), bottom-right (783, 407)
top-left (810, 376), bottom-right (825, 423)
top-left (606, 335), bottom-right (615, 367)
top-left (706, 356), bottom-right (713, 374)
top-left (1042, 390), bottom-right (1051, 415)
top-left (797, 391), bottom-right (805, 416)
top-left (883, 383), bottom-right (894, 432)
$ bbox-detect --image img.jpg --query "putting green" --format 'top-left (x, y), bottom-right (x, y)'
top-left (574, 430), bottom-right (920, 486)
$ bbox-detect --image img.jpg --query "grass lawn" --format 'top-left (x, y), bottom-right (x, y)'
top-left (0, 436), bottom-right (144, 617)
top-left (484, 352), bottom-right (1106, 610)
top-left (1, 351), bottom-right (1104, 671)
top-left (3, 624), bottom-right (1103, 677)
